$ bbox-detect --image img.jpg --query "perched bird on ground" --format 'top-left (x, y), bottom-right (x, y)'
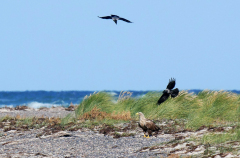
top-left (136, 112), bottom-right (160, 138)
top-left (98, 14), bottom-right (133, 25)
top-left (157, 78), bottom-right (179, 105)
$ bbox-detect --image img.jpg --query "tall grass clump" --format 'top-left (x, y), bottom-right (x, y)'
top-left (75, 92), bottom-right (114, 119)
top-left (72, 90), bottom-right (240, 130)
top-left (128, 92), bottom-right (160, 118)
top-left (115, 91), bottom-right (136, 112)
top-left (186, 90), bottom-right (240, 129)
top-left (152, 91), bottom-right (201, 120)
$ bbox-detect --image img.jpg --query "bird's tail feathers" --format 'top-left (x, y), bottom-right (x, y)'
top-left (171, 88), bottom-right (179, 98)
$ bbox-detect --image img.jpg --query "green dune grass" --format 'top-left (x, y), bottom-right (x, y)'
top-left (72, 90), bottom-right (240, 153)
top-left (1, 90), bottom-right (240, 138)
top-left (74, 90), bottom-right (240, 130)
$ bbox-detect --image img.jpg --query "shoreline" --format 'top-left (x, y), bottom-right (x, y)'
top-left (0, 106), bottom-right (239, 157)
top-left (0, 106), bottom-right (172, 157)
top-left (0, 105), bottom-right (76, 118)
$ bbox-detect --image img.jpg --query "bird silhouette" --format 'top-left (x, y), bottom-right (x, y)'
top-left (98, 14), bottom-right (132, 25)
top-left (157, 78), bottom-right (179, 105)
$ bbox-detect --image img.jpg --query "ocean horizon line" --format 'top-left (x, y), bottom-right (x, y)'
top-left (0, 89), bottom-right (240, 92)
top-left (0, 90), bottom-right (239, 108)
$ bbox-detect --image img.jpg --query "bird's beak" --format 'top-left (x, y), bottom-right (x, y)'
top-left (136, 113), bottom-right (139, 115)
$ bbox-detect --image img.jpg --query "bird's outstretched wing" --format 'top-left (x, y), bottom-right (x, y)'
top-left (119, 17), bottom-right (132, 23)
top-left (157, 93), bottom-right (170, 105)
top-left (167, 78), bottom-right (176, 90)
top-left (171, 88), bottom-right (179, 98)
top-left (98, 16), bottom-right (112, 19)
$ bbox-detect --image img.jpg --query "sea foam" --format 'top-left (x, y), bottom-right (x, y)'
top-left (27, 102), bottom-right (61, 109)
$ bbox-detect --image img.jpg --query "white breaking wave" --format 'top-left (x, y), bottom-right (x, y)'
top-left (27, 102), bottom-right (61, 109)
top-left (0, 104), bottom-right (14, 108)
top-left (107, 91), bottom-right (118, 96)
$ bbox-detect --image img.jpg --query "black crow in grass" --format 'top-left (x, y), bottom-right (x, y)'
top-left (98, 14), bottom-right (132, 25)
top-left (157, 78), bottom-right (179, 105)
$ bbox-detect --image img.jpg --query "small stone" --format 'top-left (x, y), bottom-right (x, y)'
top-left (225, 153), bottom-right (235, 158)
top-left (7, 130), bottom-right (17, 133)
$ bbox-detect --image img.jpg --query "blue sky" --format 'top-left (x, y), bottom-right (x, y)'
top-left (0, 1), bottom-right (240, 91)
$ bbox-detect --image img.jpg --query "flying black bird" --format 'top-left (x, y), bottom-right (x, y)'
top-left (157, 78), bottom-right (179, 105)
top-left (98, 14), bottom-right (132, 25)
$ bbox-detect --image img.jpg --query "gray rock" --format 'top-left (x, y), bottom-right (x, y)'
top-left (0, 129), bottom-right (171, 157)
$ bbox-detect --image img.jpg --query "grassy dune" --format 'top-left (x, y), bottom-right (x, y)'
top-left (1, 90), bottom-right (239, 132)
top-left (74, 90), bottom-right (240, 130)
top-left (73, 90), bottom-right (240, 153)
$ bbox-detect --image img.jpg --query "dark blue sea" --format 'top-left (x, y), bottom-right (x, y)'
top-left (0, 90), bottom-right (239, 108)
